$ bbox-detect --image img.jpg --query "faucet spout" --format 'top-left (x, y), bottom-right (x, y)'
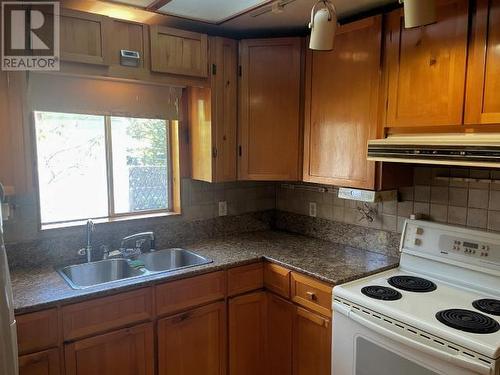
top-left (85, 219), bottom-right (95, 263)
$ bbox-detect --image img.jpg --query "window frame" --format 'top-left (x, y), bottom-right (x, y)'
top-left (32, 110), bottom-right (175, 228)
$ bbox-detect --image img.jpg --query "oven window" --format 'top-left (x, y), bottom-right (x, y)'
top-left (356, 337), bottom-right (439, 375)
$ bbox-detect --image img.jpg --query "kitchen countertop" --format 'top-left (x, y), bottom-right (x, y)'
top-left (11, 230), bottom-right (400, 315)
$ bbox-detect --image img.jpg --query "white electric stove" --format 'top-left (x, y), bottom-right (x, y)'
top-left (333, 219), bottom-right (500, 375)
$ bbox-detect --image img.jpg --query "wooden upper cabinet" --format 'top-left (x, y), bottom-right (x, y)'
top-left (385, 0), bottom-right (469, 128)
top-left (238, 38), bottom-right (303, 181)
top-left (108, 19), bottom-right (148, 69)
top-left (19, 349), bottom-right (61, 375)
top-left (465, 0), bottom-right (500, 125)
top-left (60, 9), bottom-right (110, 65)
top-left (189, 37), bottom-right (238, 183)
top-left (303, 16), bottom-right (382, 189)
top-left (150, 26), bottom-right (208, 77)
top-left (157, 302), bottom-right (226, 375)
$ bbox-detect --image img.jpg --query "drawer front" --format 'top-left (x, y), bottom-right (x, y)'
top-left (62, 288), bottom-right (153, 341)
top-left (155, 271), bottom-right (226, 316)
top-left (264, 262), bottom-right (290, 298)
top-left (17, 308), bottom-right (59, 355)
top-left (291, 273), bottom-right (332, 317)
top-left (228, 262), bottom-right (264, 296)
top-left (19, 348), bottom-right (61, 375)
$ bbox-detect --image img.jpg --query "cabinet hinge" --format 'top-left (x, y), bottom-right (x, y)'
top-left (238, 65), bottom-right (242, 77)
top-left (212, 147), bottom-right (218, 158)
top-left (212, 64), bottom-right (217, 75)
top-left (238, 145), bottom-right (242, 157)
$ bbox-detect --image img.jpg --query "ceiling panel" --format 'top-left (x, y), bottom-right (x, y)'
top-left (109, 0), bottom-right (154, 7)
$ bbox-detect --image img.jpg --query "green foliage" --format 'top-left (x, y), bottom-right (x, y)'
top-left (126, 118), bottom-right (167, 167)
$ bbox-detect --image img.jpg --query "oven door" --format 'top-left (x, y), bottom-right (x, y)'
top-left (333, 302), bottom-right (495, 375)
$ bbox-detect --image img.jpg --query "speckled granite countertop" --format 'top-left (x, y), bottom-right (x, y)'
top-left (11, 230), bottom-right (399, 315)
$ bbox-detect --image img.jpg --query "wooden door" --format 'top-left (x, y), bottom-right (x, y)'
top-left (229, 291), bottom-right (267, 375)
top-left (238, 38), bottom-right (302, 181)
top-left (19, 349), bottom-right (61, 375)
top-left (150, 26), bottom-right (208, 77)
top-left (64, 323), bottom-right (154, 375)
top-left (293, 307), bottom-right (331, 375)
top-left (385, 0), bottom-right (469, 128)
top-left (303, 17), bottom-right (381, 189)
top-left (465, 0), bottom-right (500, 124)
top-left (266, 293), bottom-right (293, 375)
top-left (157, 302), bottom-right (226, 375)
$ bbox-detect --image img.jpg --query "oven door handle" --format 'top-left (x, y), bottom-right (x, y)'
top-left (342, 306), bottom-right (493, 375)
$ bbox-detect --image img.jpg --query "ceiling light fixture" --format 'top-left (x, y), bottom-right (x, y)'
top-left (308, 0), bottom-right (338, 51)
top-left (399, 0), bottom-right (437, 28)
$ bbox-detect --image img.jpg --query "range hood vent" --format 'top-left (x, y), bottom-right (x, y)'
top-left (367, 133), bottom-right (500, 168)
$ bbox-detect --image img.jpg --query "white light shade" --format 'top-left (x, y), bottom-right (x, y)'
top-left (401, 0), bottom-right (437, 28)
top-left (309, 8), bottom-right (337, 51)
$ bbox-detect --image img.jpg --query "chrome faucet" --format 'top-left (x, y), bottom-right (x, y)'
top-left (78, 219), bottom-right (95, 262)
top-left (120, 232), bottom-right (156, 254)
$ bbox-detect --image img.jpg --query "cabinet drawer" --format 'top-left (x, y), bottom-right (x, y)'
top-left (228, 262), bottom-right (264, 296)
top-left (264, 262), bottom-right (290, 298)
top-left (155, 271), bottom-right (226, 316)
top-left (17, 308), bottom-right (59, 355)
top-left (291, 273), bottom-right (332, 317)
top-left (19, 348), bottom-right (61, 375)
top-left (62, 288), bottom-right (153, 341)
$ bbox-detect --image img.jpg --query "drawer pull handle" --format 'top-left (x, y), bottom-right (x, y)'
top-left (306, 291), bottom-right (317, 301)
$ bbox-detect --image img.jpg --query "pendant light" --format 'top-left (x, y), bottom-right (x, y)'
top-left (400, 0), bottom-right (437, 28)
top-left (308, 0), bottom-right (338, 51)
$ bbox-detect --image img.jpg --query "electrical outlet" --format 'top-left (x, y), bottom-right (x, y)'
top-left (309, 202), bottom-right (317, 218)
top-left (218, 201), bottom-right (227, 216)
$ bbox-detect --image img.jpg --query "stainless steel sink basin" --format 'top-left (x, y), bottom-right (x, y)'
top-left (138, 248), bottom-right (212, 272)
top-left (58, 259), bottom-right (146, 289)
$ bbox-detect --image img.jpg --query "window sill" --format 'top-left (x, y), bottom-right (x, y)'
top-left (41, 211), bottom-right (180, 231)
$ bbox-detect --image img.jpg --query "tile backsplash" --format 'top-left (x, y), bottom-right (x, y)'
top-left (276, 167), bottom-right (500, 234)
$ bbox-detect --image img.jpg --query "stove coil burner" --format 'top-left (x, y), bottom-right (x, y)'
top-left (473, 299), bottom-right (500, 316)
top-left (388, 276), bottom-right (437, 293)
top-left (436, 309), bottom-right (500, 334)
top-left (361, 286), bottom-right (402, 301)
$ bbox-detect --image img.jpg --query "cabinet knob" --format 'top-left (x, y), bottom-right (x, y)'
top-left (306, 291), bottom-right (317, 301)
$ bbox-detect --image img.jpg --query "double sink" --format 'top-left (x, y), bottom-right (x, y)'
top-left (58, 248), bottom-right (212, 289)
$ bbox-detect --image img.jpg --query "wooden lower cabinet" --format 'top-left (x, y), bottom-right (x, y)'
top-left (19, 349), bottom-right (61, 375)
top-left (64, 323), bottom-right (154, 375)
top-left (157, 302), bottom-right (226, 375)
top-left (293, 307), bottom-right (331, 375)
top-left (229, 291), bottom-right (267, 375)
top-left (266, 293), bottom-right (293, 375)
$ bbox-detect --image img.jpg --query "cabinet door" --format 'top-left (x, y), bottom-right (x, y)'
top-left (385, 0), bottom-right (469, 127)
top-left (238, 38), bottom-right (302, 181)
top-left (157, 302), bottom-right (226, 375)
top-left (64, 323), bottom-right (154, 375)
top-left (108, 19), bottom-right (148, 69)
top-left (293, 307), bottom-right (331, 375)
top-left (19, 349), bottom-right (61, 375)
top-left (150, 26), bottom-right (208, 77)
top-left (60, 9), bottom-right (110, 65)
top-left (229, 291), bottom-right (267, 375)
top-left (465, 0), bottom-right (500, 124)
top-left (266, 293), bottom-right (293, 375)
top-left (303, 17), bottom-right (381, 189)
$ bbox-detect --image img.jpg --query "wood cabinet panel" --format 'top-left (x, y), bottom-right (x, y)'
top-left (158, 302), bottom-right (226, 375)
top-left (291, 272), bottom-right (332, 317)
top-left (108, 19), bottom-right (148, 68)
top-left (227, 262), bottom-right (264, 297)
top-left (264, 262), bottom-right (290, 299)
top-left (229, 291), bottom-right (267, 375)
top-left (465, 0), bottom-right (500, 124)
top-left (293, 307), bottom-right (331, 375)
top-left (238, 38), bottom-right (303, 181)
top-left (19, 348), bottom-right (61, 375)
top-left (17, 309), bottom-right (59, 355)
top-left (62, 288), bottom-right (152, 340)
top-left (385, 0), bottom-right (469, 127)
top-left (155, 271), bottom-right (226, 316)
top-left (64, 323), bottom-right (154, 375)
top-left (303, 17), bottom-right (382, 189)
top-left (266, 293), bottom-right (293, 375)
top-left (150, 26), bottom-right (208, 77)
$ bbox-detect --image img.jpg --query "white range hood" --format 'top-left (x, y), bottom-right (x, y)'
top-left (367, 133), bottom-right (500, 168)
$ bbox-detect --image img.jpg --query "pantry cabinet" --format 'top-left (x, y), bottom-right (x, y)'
top-left (384, 0), bottom-right (469, 128)
top-left (19, 349), bottom-right (61, 375)
top-left (189, 37), bottom-right (238, 182)
top-left (238, 38), bottom-right (303, 181)
top-left (157, 302), bottom-right (226, 375)
top-left (303, 16), bottom-right (382, 189)
top-left (465, 0), bottom-right (500, 125)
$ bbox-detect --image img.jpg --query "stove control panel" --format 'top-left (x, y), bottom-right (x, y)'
top-left (442, 236), bottom-right (493, 258)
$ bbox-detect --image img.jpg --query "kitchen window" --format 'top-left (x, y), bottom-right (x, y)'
top-left (34, 111), bottom-right (172, 226)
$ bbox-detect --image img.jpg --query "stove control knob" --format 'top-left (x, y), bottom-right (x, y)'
top-left (416, 227), bottom-right (424, 235)
top-left (414, 238), bottom-right (422, 246)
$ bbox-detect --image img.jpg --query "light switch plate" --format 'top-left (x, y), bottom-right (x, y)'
top-left (218, 201), bottom-right (227, 216)
top-left (309, 202), bottom-right (317, 217)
